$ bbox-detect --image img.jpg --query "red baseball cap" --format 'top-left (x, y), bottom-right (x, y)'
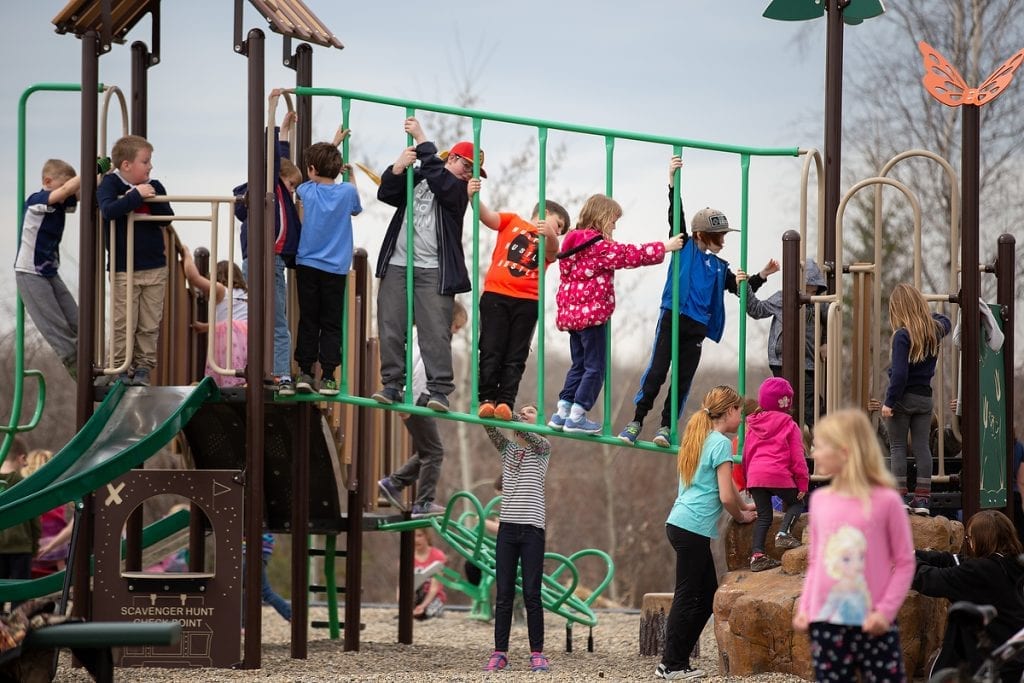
top-left (441, 141), bottom-right (487, 178)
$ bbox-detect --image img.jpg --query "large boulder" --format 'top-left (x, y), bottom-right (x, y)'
top-left (712, 513), bottom-right (962, 679)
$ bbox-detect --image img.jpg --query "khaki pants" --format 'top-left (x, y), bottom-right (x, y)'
top-left (111, 267), bottom-right (167, 370)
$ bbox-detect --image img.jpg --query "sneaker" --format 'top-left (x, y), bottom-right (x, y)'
top-left (908, 497), bottom-right (931, 516)
top-left (478, 402), bottom-right (495, 418)
top-left (411, 502), bottom-right (446, 518)
top-left (618, 421), bottom-right (641, 444)
top-left (378, 478), bottom-right (405, 511)
top-left (277, 376), bottom-right (295, 397)
top-left (131, 368), bottom-right (151, 387)
top-left (371, 386), bottom-right (402, 404)
top-left (652, 426), bottom-right (672, 448)
top-left (484, 651), bottom-right (509, 672)
top-left (416, 392), bottom-right (430, 407)
top-left (775, 531), bottom-right (802, 549)
top-left (750, 553), bottom-right (781, 572)
top-left (547, 412), bottom-right (566, 431)
top-left (529, 652), bottom-right (550, 672)
top-left (296, 373), bottom-right (316, 394)
top-left (663, 666), bottom-right (706, 680)
top-left (563, 415), bottom-right (601, 434)
top-left (494, 403), bottom-right (513, 421)
top-left (426, 393), bottom-right (449, 412)
top-left (655, 663), bottom-right (668, 679)
top-left (320, 378), bottom-right (339, 396)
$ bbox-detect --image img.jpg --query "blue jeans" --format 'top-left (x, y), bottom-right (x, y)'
top-left (243, 255), bottom-right (292, 377)
top-left (494, 522), bottom-right (545, 653)
top-left (558, 324), bottom-right (607, 411)
top-left (242, 553), bottom-right (292, 623)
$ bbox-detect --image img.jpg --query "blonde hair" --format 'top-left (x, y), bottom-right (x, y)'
top-left (279, 158), bottom-right (302, 187)
top-left (575, 194), bottom-right (622, 240)
top-left (888, 283), bottom-right (941, 363)
top-left (814, 409), bottom-right (895, 499)
top-left (42, 159), bottom-right (75, 183)
top-left (677, 385), bottom-right (741, 486)
top-left (21, 448), bottom-right (54, 477)
top-left (111, 134), bottom-right (153, 170)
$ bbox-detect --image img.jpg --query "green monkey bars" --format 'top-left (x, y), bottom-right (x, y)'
top-left (289, 86), bottom-right (799, 450)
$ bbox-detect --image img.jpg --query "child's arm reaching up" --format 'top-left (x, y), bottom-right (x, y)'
top-left (467, 179), bottom-right (500, 230)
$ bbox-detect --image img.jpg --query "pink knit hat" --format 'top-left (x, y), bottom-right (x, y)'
top-left (759, 377), bottom-right (794, 412)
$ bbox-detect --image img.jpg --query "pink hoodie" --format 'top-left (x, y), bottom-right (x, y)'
top-left (742, 410), bottom-right (809, 491)
top-left (554, 228), bottom-right (666, 331)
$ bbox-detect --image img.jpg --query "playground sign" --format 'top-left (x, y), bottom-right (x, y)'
top-left (92, 469), bottom-right (244, 668)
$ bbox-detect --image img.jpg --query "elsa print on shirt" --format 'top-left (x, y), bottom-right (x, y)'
top-left (815, 525), bottom-right (871, 625)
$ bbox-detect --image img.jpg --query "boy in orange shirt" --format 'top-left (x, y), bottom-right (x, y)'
top-left (470, 181), bottom-right (569, 420)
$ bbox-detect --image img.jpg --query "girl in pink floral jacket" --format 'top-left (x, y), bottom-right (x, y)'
top-left (548, 194), bottom-right (683, 435)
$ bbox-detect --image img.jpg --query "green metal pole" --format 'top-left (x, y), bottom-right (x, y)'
top-left (669, 145), bottom-right (683, 445)
top-left (469, 118), bottom-right (482, 413)
top-left (536, 128), bottom-right (548, 424)
top-left (736, 155), bottom-right (751, 458)
top-left (403, 107), bottom-right (415, 403)
top-left (602, 136), bottom-right (615, 436)
top-left (340, 97), bottom-right (351, 393)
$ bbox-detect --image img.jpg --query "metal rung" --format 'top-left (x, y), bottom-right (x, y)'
top-left (311, 621), bottom-right (365, 631)
top-left (308, 584), bottom-right (346, 594)
top-left (308, 548), bottom-right (347, 558)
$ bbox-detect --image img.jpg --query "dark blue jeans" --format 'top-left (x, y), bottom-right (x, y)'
top-left (558, 324), bottom-right (607, 411)
top-left (243, 554), bottom-right (292, 624)
top-left (494, 522), bottom-right (545, 653)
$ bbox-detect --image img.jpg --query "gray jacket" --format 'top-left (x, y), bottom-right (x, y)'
top-left (746, 259), bottom-right (827, 370)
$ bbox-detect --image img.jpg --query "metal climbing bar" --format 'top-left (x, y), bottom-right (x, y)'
top-left (291, 85), bottom-right (800, 448)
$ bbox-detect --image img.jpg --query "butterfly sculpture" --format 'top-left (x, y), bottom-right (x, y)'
top-left (919, 40), bottom-right (1024, 108)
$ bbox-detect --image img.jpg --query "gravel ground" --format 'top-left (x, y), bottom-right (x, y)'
top-left (54, 605), bottom-right (810, 682)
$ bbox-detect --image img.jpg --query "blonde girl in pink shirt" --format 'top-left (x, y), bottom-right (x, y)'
top-left (793, 408), bottom-right (915, 682)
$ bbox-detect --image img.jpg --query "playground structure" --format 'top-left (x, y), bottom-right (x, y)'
top-left (0, 0), bottom-right (1017, 678)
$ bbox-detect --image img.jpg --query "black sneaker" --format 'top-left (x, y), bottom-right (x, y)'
top-left (371, 386), bottom-right (402, 404)
top-left (750, 553), bottom-right (781, 572)
top-left (296, 373), bottom-right (316, 394)
top-left (277, 375), bottom-right (295, 397)
top-left (425, 393), bottom-right (449, 412)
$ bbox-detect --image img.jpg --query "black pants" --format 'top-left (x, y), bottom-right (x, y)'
top-left (478, 292), bottom-right (538, 407)
top-left (0, 553), bottom-right (32, 610)
top-left (749, 487), bottom-right (804, 554)
top-left (294, 265), bottom-right (347, 376)
top-left (494, 522), bottom-right (545, 653)
top-left (661, 524), bottom-right (715, 671)
top-left (632, 311), bottom-right (707, 428)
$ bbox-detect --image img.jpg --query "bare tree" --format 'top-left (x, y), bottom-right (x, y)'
top-left (842, 1), bottom-right (1024, 346)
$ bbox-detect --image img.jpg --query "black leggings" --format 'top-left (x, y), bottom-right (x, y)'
top-left (749, 487), bottom-right (804, 554)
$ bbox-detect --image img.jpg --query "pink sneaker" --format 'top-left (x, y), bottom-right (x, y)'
top-left (530, 651), bottom-right (550, 672)
top-left (484, 651), bottom-right (509, 672)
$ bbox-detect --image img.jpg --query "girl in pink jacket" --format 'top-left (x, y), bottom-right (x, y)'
top-left (793, 408), bottom-right (915, 683)
top-left (742, 376), bottom-right (809, 572)
top-left (547, 194), bottom-right (682, 435)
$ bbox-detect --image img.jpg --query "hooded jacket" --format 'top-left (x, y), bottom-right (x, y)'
top-left (233, 130), bottom-right (302, 267)
top-left (742, 410), bottom-right (809, 491)
top-left (659, 186), bottom-right (766, 342)
top-left (914, 550), bottom-right (1024, 682)
top-left (375, 141), bottom-right (471, 295)
top-left (746, 258), bottom-right (828, 370)
top-left (555, 228), bottom-right (666, 331)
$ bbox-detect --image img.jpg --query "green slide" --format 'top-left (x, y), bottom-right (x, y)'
top-left (0, 378), bottom-right (219, 532)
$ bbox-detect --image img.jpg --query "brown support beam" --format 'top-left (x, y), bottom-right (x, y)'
top-left (73, 29), bottom-right (101, 623)
top-left (242, 27), bottom-right (267, 670)
top-left (129, 41), bottom-right (149, 137)
top-left (780, 231), bottom-right (802, 400)
top-left (822, 0), bottom-right (845, 296)
top-left (960, 105), bottom-right (981, 518)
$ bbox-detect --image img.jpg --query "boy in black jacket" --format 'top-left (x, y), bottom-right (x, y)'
top-left (372, 117), bottom-right (481, 412)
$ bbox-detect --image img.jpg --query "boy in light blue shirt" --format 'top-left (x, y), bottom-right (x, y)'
top-left (293, 128), bottom-right (361, 396)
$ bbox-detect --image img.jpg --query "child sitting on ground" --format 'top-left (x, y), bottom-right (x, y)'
top-left (549, 194), bottom-right (683, 435)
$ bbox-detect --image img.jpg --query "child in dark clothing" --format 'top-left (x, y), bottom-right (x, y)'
top-left (619, 156), bottom-right (771, 448)
top-left (292, 129), bottom-right (361, 396)
top-left (0, 438), bottom-right (39, 596)
top-left (96, 134), bottom-right (175, 387)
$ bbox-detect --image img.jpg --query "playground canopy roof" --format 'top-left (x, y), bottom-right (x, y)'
top-left (52, 0), bottom-right (343, 49)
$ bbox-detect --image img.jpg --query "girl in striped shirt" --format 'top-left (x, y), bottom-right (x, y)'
top-left (482, 405), bottom-right (552, 673)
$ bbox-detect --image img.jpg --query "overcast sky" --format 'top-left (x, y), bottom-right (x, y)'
top-left (0, 1), bottom-right (895, 376)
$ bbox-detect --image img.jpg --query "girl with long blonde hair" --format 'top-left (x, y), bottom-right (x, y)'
top-left (881, 282), bottom-right (951, 515)
top-left (794, 409), bottom-right (915, 682)
top-left (657, 385), bottom-right (755, 680)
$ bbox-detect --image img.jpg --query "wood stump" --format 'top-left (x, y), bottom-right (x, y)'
top-left (639, 593), bottom-right (699, 657)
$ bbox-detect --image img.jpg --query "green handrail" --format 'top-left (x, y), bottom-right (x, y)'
top-left (291, 86), bottom-right (799, 448)
top-left (2, 83), bottom-right (102, 471)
